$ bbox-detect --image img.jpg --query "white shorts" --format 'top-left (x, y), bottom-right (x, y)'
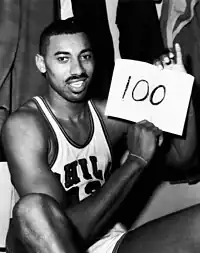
top-left (88, 223), bottom-right (127, 253)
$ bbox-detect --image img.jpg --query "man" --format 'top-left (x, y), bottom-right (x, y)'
top-left (1, 18), bottom-right (197, 253)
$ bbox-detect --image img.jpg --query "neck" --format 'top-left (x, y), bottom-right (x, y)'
top-left (44, 93), bottom-right (89, 121)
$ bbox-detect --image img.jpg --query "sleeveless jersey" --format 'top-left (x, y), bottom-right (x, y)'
top-left (33, 96), bottom-right (112, 202)
top-left (11, 96), bottom-right (126, 253)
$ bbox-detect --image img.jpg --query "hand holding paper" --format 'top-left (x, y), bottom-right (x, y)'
top-left (154, 43), bottom-right (186, 73)
top-left (105, 45), bottom-right (194, 135)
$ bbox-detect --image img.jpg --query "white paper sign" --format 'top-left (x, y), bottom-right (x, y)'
top-left (105, 59), bottom-right (194, 135)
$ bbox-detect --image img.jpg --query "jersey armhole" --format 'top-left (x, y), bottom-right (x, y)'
top-left (90, 100), bottom-right (114, 162)
top-left (31, 97), bottom-right (58, 168)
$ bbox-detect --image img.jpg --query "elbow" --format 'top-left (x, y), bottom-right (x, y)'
top-left (166, 142), bottom-right (197, 171)
top-left (167, 150), bottom-right (198, 172)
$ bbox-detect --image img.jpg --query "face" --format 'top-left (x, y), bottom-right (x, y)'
top-left (36, 32), bottom-right (95, 103)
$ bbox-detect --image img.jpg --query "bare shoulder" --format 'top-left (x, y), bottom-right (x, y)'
top-left (1, 100), bottom-right (49, 155)
top-left (92, 99), bottom-right (129, 145)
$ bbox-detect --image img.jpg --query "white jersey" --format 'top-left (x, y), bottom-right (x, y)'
top-left (33, 96), bottom-right (112, 202)
top-left (12, 96), bottom-right (126, 253)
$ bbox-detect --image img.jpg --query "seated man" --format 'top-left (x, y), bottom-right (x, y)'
top-left (1, 18), bottom-right (197, 253)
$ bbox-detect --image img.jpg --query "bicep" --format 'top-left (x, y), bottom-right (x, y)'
top-left (1, 116), bottom-right (65, 205)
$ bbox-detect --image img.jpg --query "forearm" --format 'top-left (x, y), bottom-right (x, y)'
top-left (65, 155), bottom-right (146, 245)
top-left (166, 99), bottom-right (197, 168)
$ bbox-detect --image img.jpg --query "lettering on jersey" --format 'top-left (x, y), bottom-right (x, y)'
top-left (54, 156), bottom-right (111, 203)
top-left (85, 181), bottom-right (101, 195)
top-left (64, 160), bottom-right (81, 188)
top-left (64, 156), bottom-right (103, 188)
top-left (78, 158), bottom-right (92, 180)
top-left (89, 156), bottom-right (103, 180)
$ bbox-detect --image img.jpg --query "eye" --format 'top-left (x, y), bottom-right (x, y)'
top-left (57, 56), bottom-right (69, 63)
top-left (80, 53), bottom-right (93, 61)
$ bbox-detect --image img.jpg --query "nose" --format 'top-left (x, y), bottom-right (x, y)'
top-left (70, 58), bottom-right (84, 76)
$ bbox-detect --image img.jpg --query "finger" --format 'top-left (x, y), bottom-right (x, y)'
top-left (153, 60), bottom-right (163, 70)
top-left (137, 119), bottom-right (162, 135)
top-left (137, 120), bottom-right (154, 127)
top-left (162, 55), bottom-right (171, 66)
top-left (158, 134), bottom-right (164, 146)
top-left (137, 119), bottom-right (148, 125)
top-left (135, 121), bottom-right (151, 133)
top-left (151, 125), bottom-right (162, 133)
top-left (138, 121), bottom-right (158, 132)
top-left (175, 43), bottom-right (183, 65)
top-left (146, 125), bottom-right (162, 138)
top-left (169, 51), bottom-right (175, 60)
top-left (167, 49), bottom-right (176, 63)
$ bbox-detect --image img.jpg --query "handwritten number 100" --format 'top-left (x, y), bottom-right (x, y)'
top-left (122, 76), bottom-right (166, 106)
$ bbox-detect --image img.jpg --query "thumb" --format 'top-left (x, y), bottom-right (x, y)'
top-left (175, 43), bottom-right (183, 65)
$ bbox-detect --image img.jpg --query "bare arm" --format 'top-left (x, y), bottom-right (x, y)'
top-left (155, 44), bottom-right (197, 169)
top-left (2, 110), bottom-right (159, 247)
top-left (165, 99), bottom-right (197, 169)
top-left (66, 154), bottom-right (145, 245)
top-left (1, 110), bottom-right (66, 202)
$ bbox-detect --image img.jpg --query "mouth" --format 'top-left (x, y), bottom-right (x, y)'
top-left (67, 79), bottom-right (87, 93)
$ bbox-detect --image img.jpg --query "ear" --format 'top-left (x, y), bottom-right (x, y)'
top-left (35, 54), bottom-right (46, 74)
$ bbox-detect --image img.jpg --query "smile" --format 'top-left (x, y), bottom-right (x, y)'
top-left (69, 80), bottom-right (85, 88)
top-left (67, 79), bottom-right (87, 93)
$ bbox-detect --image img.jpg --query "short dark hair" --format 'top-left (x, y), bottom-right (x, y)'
top-left (39, 17), bottom-right (90, 56)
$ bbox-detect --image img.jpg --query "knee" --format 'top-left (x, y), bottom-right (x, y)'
top-left (13, 193), bottom-right (56, 225)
